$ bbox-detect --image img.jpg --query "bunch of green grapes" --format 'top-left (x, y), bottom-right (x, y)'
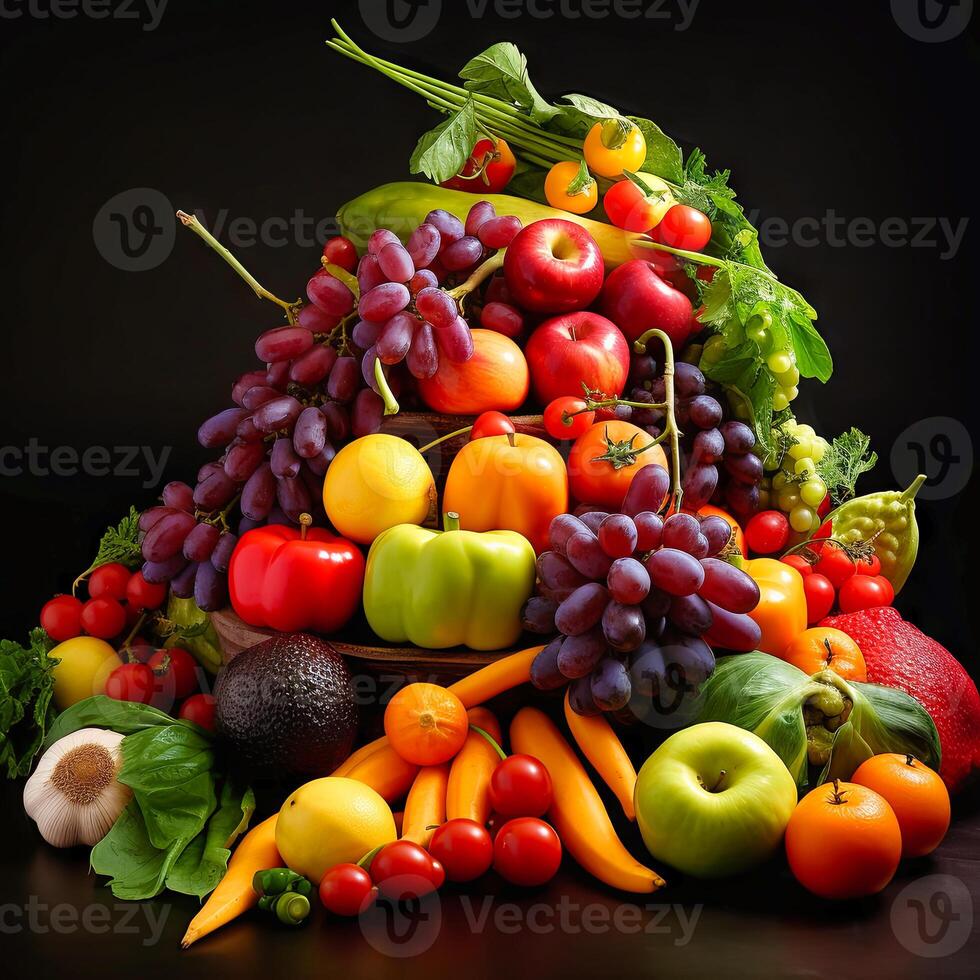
top-left (759, 418), bottom-right (830, 533)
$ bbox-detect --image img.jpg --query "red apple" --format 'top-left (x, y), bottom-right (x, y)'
top-left (601, 259), bottom-right (697, 348)
top-left (503, 219), bottom-right (604, 314)
top-left (525, 312), bottom-right (630, 405)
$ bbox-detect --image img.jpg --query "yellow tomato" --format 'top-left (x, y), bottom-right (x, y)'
top-left (583, 120), bottom-right (647, 178)
top-left (545, 161), bottom-right (598, 215)
top-left (49, 636), bottom-right (122, 710)
top-left (323, 434), bottom-right (435, 545)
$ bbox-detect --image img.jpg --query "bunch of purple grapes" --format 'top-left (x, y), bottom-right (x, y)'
top-left (522, 465), bottom-right (762, 717)
top-left (344, 203), bottom-right (522, 385)
top-left (622, 357), bottom-right (763, 520)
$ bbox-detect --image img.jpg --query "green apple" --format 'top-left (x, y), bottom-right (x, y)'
top-left (634, 721), bottom-right (798, 878)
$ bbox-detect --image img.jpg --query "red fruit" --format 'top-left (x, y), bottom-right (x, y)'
top-left (105, 663), bottom-right (155, 704)
top-left (88, 563), bottom-right (132, 601)
top-left (803, 573), bottom-right (835, 625)
top-left (370, 841), bottom-right (442, 900)
top-left (179, 693), bottom-right (216, 731)
top-left (125, 571), bottom-right (168, 611)
top-left (812, 542), bottom-right (856, 589)
top-left (600, 259), bottom-right (696, 350)
top-left (489, 755), bottom-right (553, 818)
top-left (428, 819), bottom-right (494, 882)
top-left (744, 511), bottom-right (790, 555)
top-left (149, 647), bottom-right (198, 700)
top-left (781, 555), bottom-right (813, 578)
top-left (821, 606), bottom-right (980, 792)
top-left (322, 236), bottom-right (357, 273)
top-left (837, 575), bottom-right (892, 614)
top-left (319, 863), bottom-right (375, 916)
top-left (493, 817), bottom-right (562, 886)
top-left (40, 595), bottom-right (83, 642)
top-left (855, 552), bottom-right (881, 577)
top-left (80, 597), bottom-right (126, 639)
top-left (470, 411), bottom-right (515, 440)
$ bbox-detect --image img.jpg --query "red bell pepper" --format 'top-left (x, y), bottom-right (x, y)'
top-left (228, 523), bottom-right (365, 633)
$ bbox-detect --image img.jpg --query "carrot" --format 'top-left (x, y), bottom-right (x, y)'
top-left (448, 646), bottom-right (543, 708)
top-left (510, 707), bottom-right (665, 894)
top-left (401, 764), bottom-right (450, 846)
top-left (563, 691), bottom-right (637, 820)
top-left (180, 814), bottom-right (281, 948)
top-left (330, 735), bottom-right (388, 777)
top-left (446, 707), bottom-right (502, 824)
top-left (345, 742), bottom-right (419, 803)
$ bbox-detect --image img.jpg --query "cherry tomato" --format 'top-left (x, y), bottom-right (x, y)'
top-left (744, 510), bottom-right (791, 555)
top-left (125, 571), bottom-right (168, 612)
top-left (813, 543), bottom-right (856, 590)
top-left (442, 137), bottom-right (517, 194)
top-left (489, 755), bottom-right (553, 818)
top-left (370, 841), bottom-right (442, 900)
top-left (781, 554), bottom-right (813, 578)
top-left (428, 819), bottom-right (494, 883)
top-left (80, 597), bottom-right (126, 639)
top-left (543, 397), bottom-right (595, 441)
top-left (470, 411), bottom-right (516, 440)
top-left (583, 120), bottom-right (646, 179)
top-left (493, 817), bottom-right (562, 886)
top-left (88, 563), bottom-right (132, 602)
top-left (323, 236), bottom-right (357, 273)
top-left (603, 177), bottom-right (670, 233)
top-left (179, 693), bottom-right (216, 731)
top-left (544, 161), bottom-right (598, 215)
top-left (854, 552), bottom-right (882, 577)
top-left (651, 205), bottom-right (712, 252)
top-left (40, 595), bottom-right (83, 642)
top-left (319, 863), bottom-right (376, 916)
top-left (803, 573), bottom-right (836, 625)
top-left (105, 663), bottom-right (155, 704)
top-left (838, 575), bottom-right (893, 614)
top-left (149, 647), bottom-right (198, 699)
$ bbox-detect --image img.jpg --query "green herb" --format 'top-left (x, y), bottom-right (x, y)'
top-left (818, 427), bottom-right (878, 505)
top-left (73, 506), bottom-right (143, 591)
top-left (458, 42), bottom-right (557, 124)
top-left (43, 695), bottom-right (188, 747)
top-left (409, 97), bottom-right (479, 184)
top-left (0, 628), bottom-right (57, 778)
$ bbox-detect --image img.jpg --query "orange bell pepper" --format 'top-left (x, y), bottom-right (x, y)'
top-left (443, 433), bottom-right (568, 553)
top-left (743, 557), bottom-right (807, 657)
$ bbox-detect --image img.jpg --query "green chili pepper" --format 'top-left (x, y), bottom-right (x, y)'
top-left (253, 867), bottom-right (304, 897)
top-left (829, 474), bottom-right (925, 594)
top-left (274, 891), bottom-right (311, 927)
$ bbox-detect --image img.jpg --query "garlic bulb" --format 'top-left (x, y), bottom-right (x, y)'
top-left (24, 728), bottom-right (132, 847)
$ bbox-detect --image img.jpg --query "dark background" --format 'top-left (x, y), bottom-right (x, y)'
top-left (1, 1), bottom-right (977, 976)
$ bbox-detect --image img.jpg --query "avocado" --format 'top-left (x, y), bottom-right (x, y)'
top-left (214, 633), bottom-right (358, 778)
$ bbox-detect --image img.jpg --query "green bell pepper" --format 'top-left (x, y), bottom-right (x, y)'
top-left (363, 514), bottom-right (536, 651)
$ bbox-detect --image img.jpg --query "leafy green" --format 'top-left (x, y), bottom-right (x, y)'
top-left (459, 43), bottom-right (557, 124)
top-left (409, 98), bottom-right (478, 184)
top-left (628, 116), bottom-right (684, 185)
top-left (817, 427), bottom-right (878, 505)
top-left (43, 695), bottom-right (202, 747)
top-left (0, 628), bottom-right (57, 778)
top-left (84, 506), bottom-right (143, 574)
top-left (550, 93), bottom-right (622, 138)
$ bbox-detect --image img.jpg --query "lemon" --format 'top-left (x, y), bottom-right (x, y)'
top-left (49, 637), bottom-right (122, 710)
top-left (276, 777), bottom-right (397, 881)
top-left (324, 434), bottom-right (434, 545)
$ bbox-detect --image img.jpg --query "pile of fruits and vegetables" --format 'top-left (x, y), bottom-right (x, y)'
top-left (5, 21), bottom-right (980, 944)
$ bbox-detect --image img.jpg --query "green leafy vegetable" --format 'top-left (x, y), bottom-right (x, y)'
top-left (0, 628), bottom-right (57, 778)
top-left (73, 506), bottom-right (143, 590)
top-left (409, 98), bottom-right (478, 184)
top-left (43, 694), bottom-right (196, 747)
top-left (628, 116), bottom-right (684, 185)
top-left (458, 42), bottom-right (557, 124)
top-left (818, 427), bottom-right (878, 505)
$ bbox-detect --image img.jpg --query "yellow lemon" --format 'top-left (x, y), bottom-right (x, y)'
top-left (276, 776), bottom-right (397, 881)
top-left (324, 434), bottom-right (434, 545)
top-left (49, 637), bottom-right (122, 710)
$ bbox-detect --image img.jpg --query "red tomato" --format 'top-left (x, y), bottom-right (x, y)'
top-left (489, 755), bottom-right (553, 818)
top-left (40, 595), bottom-right (83, 642)
top-left (855, 552), bottom-right (882, 577)
top-left (179, 693), bottom-right (216, 731)
top-left (543, 397), bottom-right (595, 441)
top-left (319, 863), bottom-right (376, 916)
top-left (603, 179), bottom-right (662, 232)
top-left (125, 570), bottom-right (168, 611)
top-left (650, 205), bottom-right (712, 251)
top-left (813, 543), bottom-right (856, 590)
top-left (88, 563), bottom-right (132, 601)
top-left (370, 841), bottom-right (442, 900)
top-left (105, 663), bottom-right (154, 704)
top-left (470, 411), bottom-right (516, 440)
top-left (781, 554), bottom-right (813, 578)
top-left (441, 137), bottom-right (516, 194)
top-left (744, 511), bottom-right (790, 555)
top-left (428, 819), bottom-right (494, 883)
top-left (838, 575), bottom-right (893, 614)
top-left (149, 647), bottom-right (198, 699)
top-left (803, 573), bottom-right (836, 625)
top-left (323, 236), bottom-right (357, 273)
top-left (80, 597), bottom-right (126, 639)
top-left (493, 818), bottom-right (562, 886)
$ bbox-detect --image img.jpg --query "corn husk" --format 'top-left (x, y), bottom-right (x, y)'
top-left (695, 652), bottom-right (941, 788)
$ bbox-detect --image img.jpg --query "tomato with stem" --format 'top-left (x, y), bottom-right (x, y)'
top-left (544, 161), bottom-right (598, 215)
top-left (583, 120), bottom-right (646, 178)
top-left (603, 174), bottom-right (673, 232)
top-left (543, 397), bottom-right (595, 441)
top-left (149, 647), bottom-right (198, 699)
top-left (105, 662), bottom-right (155, 704)
top-left (813, 542), bottom-right (856, 590)
top-left (442, 137), bottom-right (516, 194)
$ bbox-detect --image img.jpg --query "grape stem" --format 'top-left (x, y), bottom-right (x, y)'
top-left (176, 211), bottom-right (302, 323)
top-left (447, 251), bottom-right (506, 314)
top-left (373, 358), bottom-right (400, 417)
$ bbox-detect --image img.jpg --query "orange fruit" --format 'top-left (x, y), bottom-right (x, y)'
top-left (851, 754), bottom-right (951, 857)
top-left (781, 626), bottom-right (867, 680)
top-left (384, 683), bottom-right (469, 766)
